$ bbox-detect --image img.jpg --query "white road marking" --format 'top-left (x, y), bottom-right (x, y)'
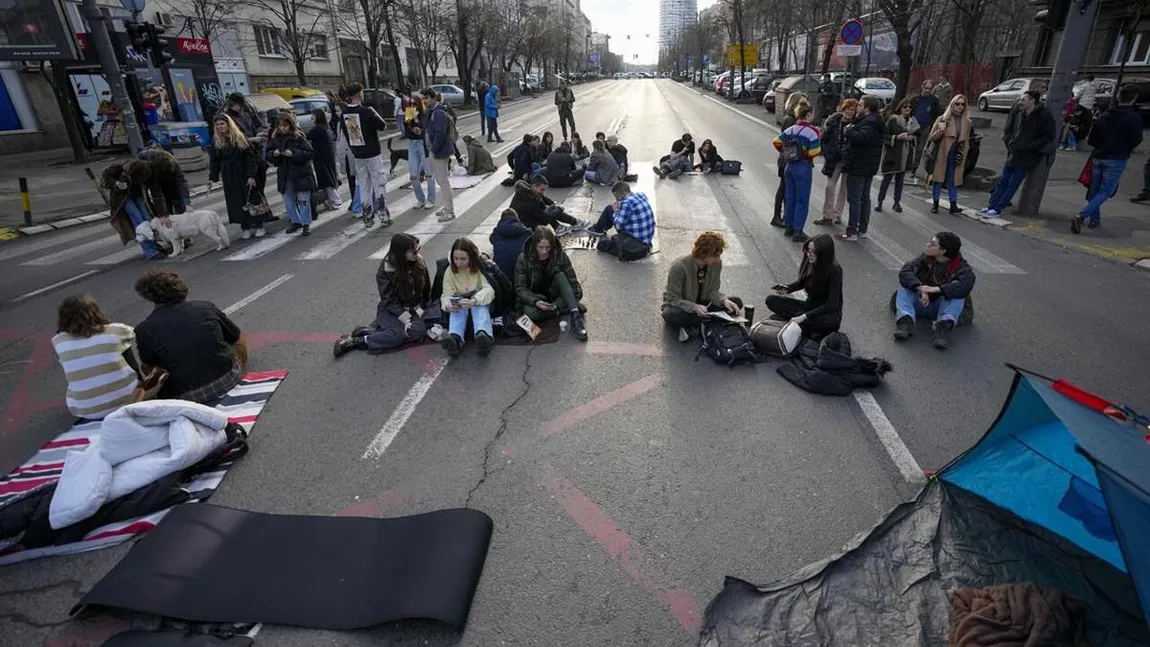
top-left (362, 357), bottom-right (449, 459)
top-left (11, 270), bottom-right (100, 303)
top-left (296, 195), bottom-right (418, 260)
top-left (223, 202), bottom-right (346, 262)
top-left (673, 82), bottom-right (776, 130)
top-left (853, 391), bottom-right (925, 483)
top-left (223, 273), bottom-right (294, 315)
top-left (0, 226), bottom-right (109, 262)
top-left (22, 235), bottom-right (120, 266)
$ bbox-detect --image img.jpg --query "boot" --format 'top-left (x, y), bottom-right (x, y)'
top-left (893, 316), bottom-right (913, 341)
top-left (874, 201), bottom-right (884, 213)
top-left (332, 335), bottom-right (366, 358)
top-left (932, 320), bottom-right (954, 350)
top-left (441, 333), bottom-right (463, 358)
top-left (783, 225), bottom-right (794, 237)
top-left (892, 202), bottom-right (903, 213)
top-left (475, 331), bottom-right (494, 356)
top-left (949, 202), bottom-right (961, 216)
top-left (930, 201), bottom-right (939, 214)
top-left (570, 312), bottom-right (588, 342)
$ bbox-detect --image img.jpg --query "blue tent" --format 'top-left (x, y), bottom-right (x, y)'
top-left (701, 368), bottom-right (1150, 646)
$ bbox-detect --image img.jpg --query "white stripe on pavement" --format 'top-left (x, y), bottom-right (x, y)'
top-left (222, 200), bottom-right (348, 262)
top-left (0, 226), bottom-right (110, 262)
top-left (296, 195), bottom-right (419, 260)
top-left (22, 235), bottom-right (121, 266)
top-left (853, 391), bottom-right (925, 483)
top-left (362, 357), bottom-right (449, 459)
top-left (222, 273), bottom-right (294, 315)
top-left (11, 270), bottom-right (100, 303)
top-left (625, 163), bottom-right (662, 264)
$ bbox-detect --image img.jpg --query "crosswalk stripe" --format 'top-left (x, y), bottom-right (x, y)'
top-left (221, 193), bottom-right (355, 261)
top-left (0, 226), bottom-right (111, 262)
top-left (663, 173), bottom-right (750, 266)
top-left (296, 194), bottom-right (419, 260)
top-left (23, 235), bottom-right (121, 266)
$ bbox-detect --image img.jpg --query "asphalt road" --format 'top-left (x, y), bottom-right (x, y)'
top-left (2, 79), bottom-right (1149, 646)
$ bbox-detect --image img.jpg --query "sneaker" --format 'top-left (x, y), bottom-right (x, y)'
top-left (893, 316), bottom-right (913, 341)
top-left (441, 333), bottom-right (462, 358)
top-left (1070, 216), bottom-right (1083, 234)
top-left (652, 165), bottom-right (666, 179)
top-left (667, 168), bottom-right (684, 179)
top-left (976, 207), bottom-right (992, 215)
top-left (783, 225), bottom-right (794, 237)
top-left (254, 227), bottom-right (267, 238)
top-left (835, 232), bottom-right (858, 242)
top-left (332, 335), bottom-right (364, 358)
top-left (363, 213), bottom-right (376, 228)
top-left (791, 231), bottom-right (808, 243)
top-left (285, 223), bottom-right (301, 234)
top-left (554, 224), bottom-right (573, 237)
top-left (982, 209), bottom-right (1000, 218)
top-left (586, 226), bottom-right (606, 236)
top-left (570, 312), bottom-right (588, 342)
top-left (833, 217), bottom-right (842, 225)
top-left (812, 217), bottom-right (834, 226)
top-left (571, 219), bottom-right (590, 232)
top-left (423, 202), bottom-right (436, 210)
top-left (350, 325), bottom-right (375, 338)
top-left (241, 229), bottom-right (254, 240)
top-left (300, 225), bottom-right (311, 236)
top-left (678, 327), bottom-right (690, 343)
top-left (436, 211), bottom-right (456, 223)
top-left (475, 331), bottom-right (494, 356)
top-left (426, 324), bottom-right (445, 341)
top-left (380, 216), bottom-right (392, 228)
top-left (416, 201), bottom-right (427, 209)
top-left (769, 217), bottom-right (786, 228)
top-left (874, 203), bottom-right (883, 213)
top-left (1086, 219), bottom-right (1099, 229)
top-left (858, 231), bottom-right (869, 239)
top-left (932, 320), bottom-right (954, 350)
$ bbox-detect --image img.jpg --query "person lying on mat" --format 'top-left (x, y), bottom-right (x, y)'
top-left (440, 237), bottom-right (496, 358)
top-left (893, 231), bottom-right (976, 350)
top-left (541, 142), bottom-right (586, 188)
top-left (134, 269), bottom-right (245, 403)
top-left (765, 233), bottom-right (843, 339)
top-left (661, 231), bottom-right (744, 343)
top-left (695, 139), bottom-right (724, 173)
top-left (514, 227), bottom-right (588, 341)
top-left (52, 294), bottom-right (139, 420)
top-left (334, 233), bottom-right (442, 358)
top-left (510, 176), bottom-right (589, 235)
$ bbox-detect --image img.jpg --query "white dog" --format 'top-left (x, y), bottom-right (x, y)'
top-left (135, 209), bottom-right (230, 257)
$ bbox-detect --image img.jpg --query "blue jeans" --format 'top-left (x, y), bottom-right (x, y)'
top-left (1066, 131), bottom-right (1078, 149)
top-left (1080, 158), bottom-right (1127, 224)
top-left (895, 286), bottom-right (965, 324)
top-left (783, 161), bottom-right (813, 233)
top-left (585, 170), bottom-right (601, 184)
top-left (122, 197), bottom-right (162, 259)
top-left (845, 174), bottom-right (873, 236)
top-left (931, 152), bottom-right (959, 203)
top-left (448, 304), bottom-right (493, 344)
top-left (408, 140), bottom-right (435, 204)
top-left (988, 164), bottom-right (1027, 212)
top-left (282, 177), bottom-right (312, 226)
top-left (348, 184), bottom-right (362, 215)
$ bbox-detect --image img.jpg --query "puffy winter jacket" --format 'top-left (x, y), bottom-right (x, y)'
top-left (843, 112), bottom-right (885, 177)
top-left (490, 216), bottom-right (532, 279)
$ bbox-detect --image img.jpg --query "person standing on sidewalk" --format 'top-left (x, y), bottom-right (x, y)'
top-left (925, 94), bottom-right (973, 215)
top-left (836, 95), bottom-right (885, 242)
top-left (1074, 74), bottom-right (1099, 114)
top-left (208, 114), bottom-right (261, 239)
top-left (910, 81), bottom-right (941, 182)
top-left (340, 82), bottom-right (390, 228)
top-left (555, 80), bottom-right (576, 140)
top-left (934, 75), bottom-right (954, 111)
top-left (267, 112), bottom-right (317, 236)
top-left (978, 91), bottom-right (1054, 218)
top-left (422, 88), bottom-right (457, 222)
top-left (1073, 84), bottom-right (1145, 233)
top-left (484, 84), bottom-right (503, 143)
top-left (1132, 159), bottom-right (1150, 203)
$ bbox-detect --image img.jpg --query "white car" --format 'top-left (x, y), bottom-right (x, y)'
top-left (289, 97), bottom-right (331, 130)
top-left (429, 83), bottom-right (479, 106)
top-left (855, 77), bottom-right (897, 103)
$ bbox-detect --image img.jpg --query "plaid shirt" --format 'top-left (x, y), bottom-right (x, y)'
top-left (613, 192), bottom-right (656, 245)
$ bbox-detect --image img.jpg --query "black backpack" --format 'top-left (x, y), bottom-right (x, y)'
top-left (694, 322), bottom-right (763, 368)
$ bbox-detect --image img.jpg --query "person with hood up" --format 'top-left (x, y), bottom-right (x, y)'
top-left (586, 139), bottom-right (621, 185)
top-left (977, 90), bottom-right (1054, 218)
top-left (509, 175), bottom-right (589, 234)
top-left (1073, 83), bottom-right (1145, 233)
top-left (484, 84), bottom-right (503, 143)
top-left (555, 80), bottom-right (576, 140)
top-left (543, 141), bottom-right (586, 187)
top-left (694, 139), bottom-right (723, 173)
top-left (463, 134), bottom-right (497, 175)
top-left (892, 231), bottom-right (975, 350)
top-left (514, 227), bottom-right (588, 341)
top-left (925, 94), bottom-right (974, 216)
top-left (836, 95), bottom-right (885, 242)
top-left (812, 98), bottom-right (856, 226)
top-left (489, 207), bottom-right (533, 280)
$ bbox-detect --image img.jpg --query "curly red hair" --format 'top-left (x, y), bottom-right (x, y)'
top-left (692, 231), bottom-right (727, 259)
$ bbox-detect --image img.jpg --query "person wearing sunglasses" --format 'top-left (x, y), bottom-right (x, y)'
top-left (978, 90), bottom-right (1055, 219)
top-left (892, 232), bottom-right (975, 350)
top-left (925, 94), bottom-right (974, 215)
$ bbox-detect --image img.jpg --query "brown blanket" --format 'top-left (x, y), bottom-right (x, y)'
top-left (949, 583), bottom-right (1090, 647)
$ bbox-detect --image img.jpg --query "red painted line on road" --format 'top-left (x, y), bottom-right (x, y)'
top-left (335, 491), bottom-right (406, 518)
top-left (582, 341), bottom-right (666, 356)
top-left (539, 464), bottom-right (701, 634)
top-left (538, 374), bottom-right (664, 438)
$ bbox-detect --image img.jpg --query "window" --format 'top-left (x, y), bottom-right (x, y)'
top-left (1110, 32), bottom-right (1150, 66)
top-left (254, 25), bottom-right (282, 56)
top-left (311, 35), bottom-right (328, 59)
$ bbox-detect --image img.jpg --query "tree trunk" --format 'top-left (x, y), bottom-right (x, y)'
top-left (295, 58), bottom-right (307, 85)
top-left (383, 7), bottom-right (405, 88)
top-left (893, 26), bottom-right (913, 99)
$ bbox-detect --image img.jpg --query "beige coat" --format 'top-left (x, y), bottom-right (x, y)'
top-left (928, 114), bottom-right (972, 186)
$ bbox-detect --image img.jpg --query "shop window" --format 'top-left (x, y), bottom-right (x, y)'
top-left (311, 35), bottom-right (328, 59)
top-left (254, 25), bottom-right (283, 57)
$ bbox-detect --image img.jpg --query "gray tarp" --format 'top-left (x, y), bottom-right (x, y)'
top-left (700, 482), bottom-right (1149, 646)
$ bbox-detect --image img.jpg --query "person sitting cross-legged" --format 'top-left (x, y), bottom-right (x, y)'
top-left (589, 180), bottom-right (656, 260)
top-left (509, 175), bottom-right (590, 235)
top-left (765, 233), bottom-right (842, 339)
top-left (661, 231), bottom-right (745, 343)
top-left (893, 231), bottom-right (976, 350)
top-left (514, 227), bottom-right (588, 341)
top-left (440, 237), bottom-right (496, 358)
top-left (542, 141), bottom-right (586, 187)
top-left (586, 139), bottom-right (622, 185)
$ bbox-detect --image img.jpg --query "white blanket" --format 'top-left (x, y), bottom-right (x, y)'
top-left (49, 400), bottom-right (228, 529)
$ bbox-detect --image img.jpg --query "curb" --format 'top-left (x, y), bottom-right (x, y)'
top-left (11, 182), bottom-right (215, 239)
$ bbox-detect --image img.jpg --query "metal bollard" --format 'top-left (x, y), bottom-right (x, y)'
top-left (18, 177), bottom-right (30, 226)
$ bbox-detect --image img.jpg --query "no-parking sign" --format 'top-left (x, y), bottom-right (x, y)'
top-left (840, 19), bottom-right (864, 46)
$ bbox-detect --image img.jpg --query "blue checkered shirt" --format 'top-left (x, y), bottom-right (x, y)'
top-left (613, 192), bottom-right (656, 245)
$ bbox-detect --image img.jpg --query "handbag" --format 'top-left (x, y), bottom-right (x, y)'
top-left (720, 160), bottom-right (743, 175)
top-left (749, 318), bottom-right (803, 358)
top-left (244, 186), bottom-right (272, 220)
top-left (1078, 155), bottom-right (1093, 189)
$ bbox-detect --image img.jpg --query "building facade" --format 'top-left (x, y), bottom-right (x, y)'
top-left (658, 0), bottom-right (697, 55)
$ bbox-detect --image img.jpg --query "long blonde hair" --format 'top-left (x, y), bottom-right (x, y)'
top-left (935, 94), bottom-right (972, 140)
top-left (786, 92), bottom-right (808, 112)
top-left (212, 114), bottom-right (249, 150)
top-left (940, 94), bottom-right (971, 124)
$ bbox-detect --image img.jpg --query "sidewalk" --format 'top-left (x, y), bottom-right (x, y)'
top-left (688, 82), bottom-right (1150, 269)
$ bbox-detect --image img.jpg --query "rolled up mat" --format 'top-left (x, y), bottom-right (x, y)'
top-left (102, 631), bottom-right (254, 646)
top-left (74, 504), bottom-right (494, 630)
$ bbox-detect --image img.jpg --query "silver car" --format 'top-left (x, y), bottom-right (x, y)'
top-left (290, 98), bottom-right (331, 130)
top-left (977, 78), bottom-right (1042, 112)
top-left (429, 84), bottom-right (479, 106)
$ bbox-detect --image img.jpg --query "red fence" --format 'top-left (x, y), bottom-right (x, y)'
top-left (908, 63), bottom-right (996, 100)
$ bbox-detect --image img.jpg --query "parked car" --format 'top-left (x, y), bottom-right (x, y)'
top-left (429, 83), bottom-right (479, 106)
top-left (729, 74), bottom-right (773, 102)
top-left (361, 88), bottom-right (399, 125)
top-left (773, 75), bottom-right (824, 125)
top-left (977, 77), bottom-right (1042, 112)
top-left (290, 97), bottom-right (331, 130)
top-left (262, 87), bottom-right (325, 101)
top-left (855, 77), bottom-right (897, 103)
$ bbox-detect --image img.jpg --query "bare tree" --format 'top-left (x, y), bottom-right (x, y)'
top-left (246, 0), bottom-right (331, 84)
top-left (445, 0), bottom-right (493, 105)
top-left (333, 0), bottom-right (402, 87)
top-left (400, 0), bottom-right (450, 85)
top-left (152, 0), bottom-right (234, 40)
top-left (874, 0), bottom-right (929, 98)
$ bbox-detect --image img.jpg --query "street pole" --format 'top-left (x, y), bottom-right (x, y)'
top-left (82, 0), bottom-right (144, 155)
top-left (1016, 0), bottom-right (1100, 217)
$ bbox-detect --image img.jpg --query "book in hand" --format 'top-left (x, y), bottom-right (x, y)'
top-left (706, 310), bottom-right (748, 324)
top-left (517, 314), bottom-right (542, 340)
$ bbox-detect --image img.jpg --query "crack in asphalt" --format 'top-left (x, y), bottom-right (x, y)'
top-left (463, 345), bottom-right (536, 508)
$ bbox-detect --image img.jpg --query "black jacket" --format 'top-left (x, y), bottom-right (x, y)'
top-left (544, 151), bottom-right (577, 181)
top-left (1088, 105), bottom-right (1145, 160)
top-left (509, 142), bottom-right (535, 180)
top-left (1006, 105), bottom-right (1056, 169)
top-left (777, 333), bottom-right (892, 397)
top-left (490, 216), bottom-right (532, 280)
top-left (266, 132), bottom-right (316, 194)
top-left (509, 180), bottom-right (556, 229)
top-left (307, 125), bottom-right (339, 189)
top-left (821, 113), bottom-right (848, 167)
top-left (784, 264), bottom-right (843, 327)
top-left (843, 112), bottom-right (885, 177)
top-left (898, 253), bottom-right (976, 301)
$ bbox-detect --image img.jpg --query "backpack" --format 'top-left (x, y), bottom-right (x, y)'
top-left (694, 322), bottom-right (763, 368)
top-left (443, 107), bottom-right (458, 144)
top-left (780, 134), bottom-right (804, 163)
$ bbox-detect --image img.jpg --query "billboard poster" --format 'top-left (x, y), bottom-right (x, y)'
top-left (168, 67), bottom-right (204, 122)
top-left (0, 0), bottom-right (77, 61)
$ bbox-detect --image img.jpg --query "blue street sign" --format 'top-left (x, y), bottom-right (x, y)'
top-left (841, 19), bottom-right (864, 46)
top-left (702, 54), bottom-right (710, 64)
top-left (688, 57), bottom-right (693, 66)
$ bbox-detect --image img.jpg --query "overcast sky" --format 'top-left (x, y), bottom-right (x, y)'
top-left (581, 0), bottom-right (717, 65)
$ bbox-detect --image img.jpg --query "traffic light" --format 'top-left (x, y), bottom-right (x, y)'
top-left (1034, 0), bottom-right (1073, 30)
top-left (146, 22), bottom-right (172, 67)
top-left (125, 21), bottom-right (150, 53)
